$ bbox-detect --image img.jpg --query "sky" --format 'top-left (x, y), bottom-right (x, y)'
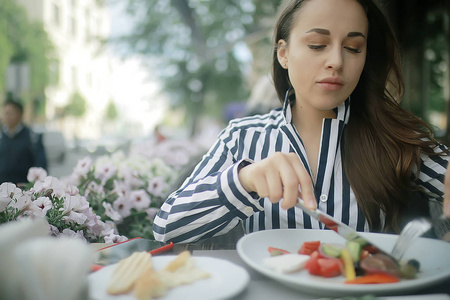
top-left (106, 1), bottom-right (167, 136)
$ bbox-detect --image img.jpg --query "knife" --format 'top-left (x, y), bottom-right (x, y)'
top-left (296, 198), bottom-right (398, 262)
top-left (91, 238), bottom-right (174, 272)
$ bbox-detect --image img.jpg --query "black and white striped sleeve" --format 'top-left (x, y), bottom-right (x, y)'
top-left (152, 125), bottom-right (263, 243)
top-left (415, 144), bottom-right (449, 200)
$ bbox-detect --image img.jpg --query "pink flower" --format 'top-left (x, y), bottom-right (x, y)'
top-left (129, 190), bottom-right (151, 211)
top-left (27, 167), bottom-right (48, 182)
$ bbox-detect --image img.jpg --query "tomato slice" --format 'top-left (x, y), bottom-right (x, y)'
top-left (317, 258), bottom-right (342, 278)
top-left (298, 240), bottom-right (321, 255)
top-left (305, 251), bottom-right (342, 278)
top-left (305, 251), bottom-right (321, 275)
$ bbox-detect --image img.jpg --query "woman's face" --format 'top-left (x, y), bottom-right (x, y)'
top-left (277, 0), bottom-right (368, 113)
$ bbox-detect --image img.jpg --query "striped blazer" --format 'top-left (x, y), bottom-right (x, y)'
top-left (153, 98), bottom-right (449, 243)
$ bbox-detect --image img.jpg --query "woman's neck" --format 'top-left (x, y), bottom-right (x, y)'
top-left (291, 102), bottom-right (336, 181)
top-left (291, 103), bottom-right (336, 135)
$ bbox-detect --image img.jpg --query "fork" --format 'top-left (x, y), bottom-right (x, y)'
top-left (391, 217), bottom-right (433, 261)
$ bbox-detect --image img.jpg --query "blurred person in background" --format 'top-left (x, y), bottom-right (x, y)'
top-left (0, 99), bottom-right (47, 185)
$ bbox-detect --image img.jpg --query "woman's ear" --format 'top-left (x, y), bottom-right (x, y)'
top-left (277, 39), bottom-right (288, 69)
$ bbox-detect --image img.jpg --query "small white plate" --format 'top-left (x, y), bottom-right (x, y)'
top-left (236, 229), bottom-right (450, 297)
top-left (88, 255), bottom-right (249, 300)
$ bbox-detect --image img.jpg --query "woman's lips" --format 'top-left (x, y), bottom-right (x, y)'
top-left (317, 77), bottom-right (344, 91)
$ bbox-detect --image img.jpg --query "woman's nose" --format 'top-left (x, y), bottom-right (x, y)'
top-left (325, 48), bottom-right (344, 71)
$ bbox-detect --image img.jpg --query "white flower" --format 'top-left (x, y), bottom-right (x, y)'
top-left (146, 207), bottom-right (159, 221)
top-left (129, 190), bottom-right (151, 211)
top-left (48, 224), bottom-right (60, 236)
top-left (73, 156), bottom-right (93, 176)
top-left (61, 228), bottom-right (87, 242)
top-left (65, 184), bottom-right (79, 196)
top-left (104, 232), bottom-right (128, 244)
top-left (33, 196), bottom-right (52, 216)
top-left (87, 181), bottom-right (104, 195)
top-left (113, 180), bottom-right (130, 198)
top-left (112, 196), bottom-right (132, 218)
top-left (0, 198), bottom-right (10, 212)
top-left (8, 193), bottom-right (32, 211)
top-left (64, 211), bottom-right (88, 225)
top-left (63, 194), bottom-right (89, 213)
top-left (84, 209), bottom-right (106, 237)
top-left (0, 182), bottom-right (22, 198)
top-left (95, 162), bottom-right (117, 182)
top-left (102, 202), bottom-right (123, 222)
top-left (147, 177), bottom-right (166, 197)
top-left (33, 176), bottom-right (66, 198)
top-left (27, 167), bottom-right (48, 182)
top-left (102, 220), bottom-right (117, 236)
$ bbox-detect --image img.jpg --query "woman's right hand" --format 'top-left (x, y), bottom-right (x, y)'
top-left (238, 152), bottom-right (316, 210)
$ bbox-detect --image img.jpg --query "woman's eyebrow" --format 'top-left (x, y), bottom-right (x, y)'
top-left (347, 31), bottom-right (366, 39)
top-left (306, 28), bottom-right (366, 39)
top-left (305, 28), bottom-right (330, 35)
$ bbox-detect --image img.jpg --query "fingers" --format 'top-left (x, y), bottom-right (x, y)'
top-left (237, 152), bottom-right (316, 210)
top-left (444, 163), bottom-right (450, 217)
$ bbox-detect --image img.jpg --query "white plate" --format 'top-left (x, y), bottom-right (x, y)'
top-left (88, 255), bottom-right (249, 300)
top-left (236, 229), bottom-right (450, 297)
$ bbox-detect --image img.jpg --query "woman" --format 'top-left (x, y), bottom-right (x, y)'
top-left (153, 0), bottom-right (450, 243)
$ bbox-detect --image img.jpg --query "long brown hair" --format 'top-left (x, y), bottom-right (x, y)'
top-left (272, 0), bottom-right (447, 233)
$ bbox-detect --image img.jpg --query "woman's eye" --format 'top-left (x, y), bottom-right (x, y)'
top-left (308, 45), bottom-right (326, 50)
top-left (345, 47), bottom-right (362, 53)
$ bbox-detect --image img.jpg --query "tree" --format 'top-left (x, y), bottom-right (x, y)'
top-left (109, 0), bottom-right (281, 136)
top-left (105, 99), bottom-right (119, 121)
top-left (0, 0), bottom-right (53, 120)
top-left (65, 92), bottom-right (87, 118)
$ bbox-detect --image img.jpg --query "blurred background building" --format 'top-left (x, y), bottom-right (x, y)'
top-left (13, 0), bottom-right (114, 140)
top-left (1, 0), bottom-right (450, 178)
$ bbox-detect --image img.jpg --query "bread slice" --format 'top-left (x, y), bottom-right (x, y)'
top-left (106, 251), bottom-right (152, 295)
top-left (133, 266), bottom-right (167, 300)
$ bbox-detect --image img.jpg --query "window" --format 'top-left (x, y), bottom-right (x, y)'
top-left (49, 59), bottom-right (59, 85)
top-left (85, 9), bottom-right (91, 43)
top-left (70, 16), bottom-right (77, 37)
top-left (52, 3), bottom-right (60, 27)
top-left (72, 66), bottom-right (78, 89)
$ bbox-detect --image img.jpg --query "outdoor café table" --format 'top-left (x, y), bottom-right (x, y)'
top-left (90, 242), bottom-right (450, 300)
